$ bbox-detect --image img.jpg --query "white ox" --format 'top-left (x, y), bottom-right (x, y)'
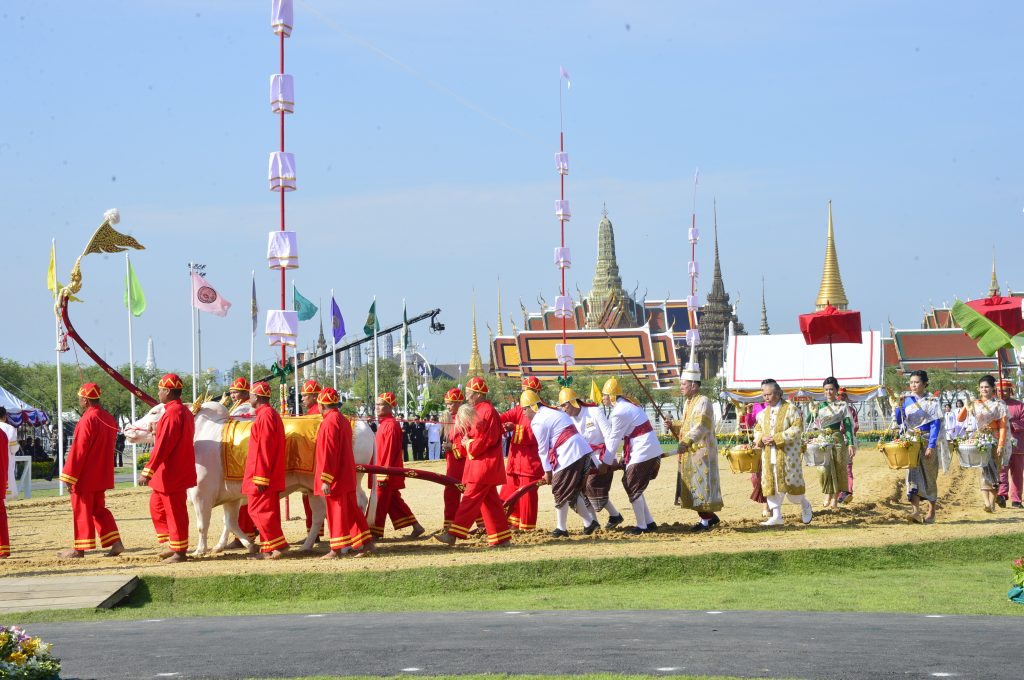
top-left (125, 401), bottom-right (376, 555)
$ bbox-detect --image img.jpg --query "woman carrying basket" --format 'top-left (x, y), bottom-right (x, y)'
top-left (809, 377), bottom-right (855, 510)
top-left (892, 370), bottom-right (948, 524)
top-left (956, 375), bottom-right (1009, 514)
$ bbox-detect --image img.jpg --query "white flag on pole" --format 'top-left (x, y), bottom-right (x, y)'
top-left (191, 273), bottom-right (232, 317)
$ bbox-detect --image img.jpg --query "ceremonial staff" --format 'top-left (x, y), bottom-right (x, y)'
top-left (599, 313), bottom-right (667, 423)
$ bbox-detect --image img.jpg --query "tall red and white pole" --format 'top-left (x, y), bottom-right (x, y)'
top-left (685, 170), bottom-right (701, 374)
top-left (553, 67), bottom-right (574, 383)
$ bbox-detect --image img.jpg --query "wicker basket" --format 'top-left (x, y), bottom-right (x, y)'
top-left (956, 442), bottom-right (992, 469)
top-left (880, 440), bottom-right (921, 470)
top-left (725, 444), bottom-right (760, 474)
top-left (803, 442), bottom-right (831, 467)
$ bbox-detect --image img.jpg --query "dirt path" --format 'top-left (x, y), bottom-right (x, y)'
top-left (3, 448), bottom-right (1021, 579)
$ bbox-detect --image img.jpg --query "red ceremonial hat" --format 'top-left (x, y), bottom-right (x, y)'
top-left (301, 379), bottom-right (322, 396)
top-left (159, 373), bottom-right (184, 390)
top-left (444, 387), bottom-right (466, 403)
top-left (521, 376), bottom-right (542, 391)
top-left (466, 376), bottom-right (488, 394)
top-left (252, 381), bottom-right (272, 398)
top-left (230, 377), bottom-right (250, 392)
top-left (317, 387), bottom-right (340, 405)
top-left (997, 379), bottom-right (1015, 396)
top-left (77, 382), bottom-right (101, 400)
top-left (377, 391), bottom-right (397, 407)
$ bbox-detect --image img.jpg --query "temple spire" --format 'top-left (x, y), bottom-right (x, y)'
top-left (815, 200), bottom-right (849, 310)
top-left (759, 277), bottom-right (770, 335)
top-left (709, 200), bottom-right (726, 299)
top-left (988, 251), bottom-right (1000, 297)
top-left (496, 280), bottom-right (505, 335)
top-left (586, 208), bottom-right (632, 328)
top-left (468, 296), bottom-right (484, 376)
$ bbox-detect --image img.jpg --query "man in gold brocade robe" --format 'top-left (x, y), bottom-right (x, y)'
top-left (666, 365), bottom-right (723, 532)
top-left (753, 378), bottom-right (812, 527)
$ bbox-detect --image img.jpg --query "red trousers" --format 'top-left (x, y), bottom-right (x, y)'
top-left (372, 484), bottom-right (417, 537)
top-left (0, 499), bottom-right (9, 557)
top-left (247, 491), bottom-right (288, 553)
top-left (71, 490), bottom-right (120, 551)
top-left (999, 453), bottom-right (1024, 503)
top-left (302, 493), bottom-right (323, 538)
top-left (449, 482), bottom-right (511, 546)
top-left (500, 472), bottom-right (541, 530)
top-left (325, 491), bottom-right (372, 551)
top-left (237, 504), bottom-right (256, 539)
top-left (149, 490), bottom-right (189, 553)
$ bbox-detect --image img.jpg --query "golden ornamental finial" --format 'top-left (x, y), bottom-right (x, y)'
top-left (468, 295), bottom-right (484, 376)
top-left (988, 250), bottom-right (1000, 297)
top-left (815, 200), bottom-right (849, 311)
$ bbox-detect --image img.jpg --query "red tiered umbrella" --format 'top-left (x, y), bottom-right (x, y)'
top-left (955, 295), bottom-right (1024, 395)
top-left (798, 304), bottom-right (863, 375)
top-left (965, 295), bottom-right (1024, 336)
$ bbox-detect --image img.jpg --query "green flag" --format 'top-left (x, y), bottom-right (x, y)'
top-left (123, 256), bottom-right (146, 317)
top-left (363, 300), bottom-right (380, 336)
top-left (402, 300), bottom-right (411, 348)
top-left (293, 286), bottom-right (318, 321)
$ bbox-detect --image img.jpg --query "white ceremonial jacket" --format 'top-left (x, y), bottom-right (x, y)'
top-left (605, 398), bottom-right (661, 466)
top-left (530, 406), bottom-right (597, 473)
top-left (569, 405), bottom-right (615, 464)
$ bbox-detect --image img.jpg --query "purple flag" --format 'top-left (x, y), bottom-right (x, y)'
top-left (331, 296), bottom-right (345, 343)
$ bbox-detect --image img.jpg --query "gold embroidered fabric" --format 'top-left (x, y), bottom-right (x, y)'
top-left (221, 414), bottom-right (325, 481)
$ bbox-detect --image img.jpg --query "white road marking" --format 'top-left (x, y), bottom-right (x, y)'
top-left (656, 668), bottom-right (679, 672)
top-left (505, 611), bottom-right (521, 614)
top-left (401, 668), bottom-right (422, 672)
top-left (930, 673), bottom-right (957, 677)
top-left (925, 615), bottom-right (945, 618)
top-left (143, 619), bottom-right (164, 623)
top-left (155, 674), bottom-right (180, 678)
top-left (706, 611), bottom-right (723, 614)
top-left (306, 614), bottom-right (325, 618)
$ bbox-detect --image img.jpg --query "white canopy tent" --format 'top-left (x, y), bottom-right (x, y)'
top-left (723, 331), bottom-right (885, 402)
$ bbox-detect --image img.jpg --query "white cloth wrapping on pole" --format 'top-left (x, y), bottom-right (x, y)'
top-left (267, 231), bottom-right (299, 269)
top-left (268, 151), bottom-right (297, 191)
top-left (53, 239), bottom-right (65, 496)
top-left (125, 254), bottom-right (138, 487)
top-left (270, 74), bottom-right (294, 114)
top-left (266, 310), bottom-right (299, 347)
top-left (271, 0), bottom-right (293, 37)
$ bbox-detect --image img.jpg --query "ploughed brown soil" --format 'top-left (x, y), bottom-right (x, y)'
top-left (2, 448), bottom-right (1021, 578)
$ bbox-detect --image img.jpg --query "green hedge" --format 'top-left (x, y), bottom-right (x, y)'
top-left (30, 461), bottom-right (53, 479)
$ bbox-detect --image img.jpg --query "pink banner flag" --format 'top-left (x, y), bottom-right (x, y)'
top-left (191, 273), bottom-right (231, 317)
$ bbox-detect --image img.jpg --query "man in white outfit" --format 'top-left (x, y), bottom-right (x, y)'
top-left (753, 378), bottom-right (812, 527)
top-left (425, 415), bottom-right (442, 461)
top-left (521, 391), bottom-right (600, 537)
top-left (558, 387), bottom-right (624, 528)
top-left (601, 378), bottom-right (662, 535)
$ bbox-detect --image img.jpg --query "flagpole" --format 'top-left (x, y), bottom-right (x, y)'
top-left (373, 295), bottom-right (379, 402)
top-left (250, 270), bottom-right (256, 387)
top-left (331, 288), bottom-right (337, 390)
top-left (292, 279), bottom-right (299, 414)
top-left (53, 239), bottom-right (65, 497)
top-left (126, 254), bottom-right (138, 487)
top-left (402, 297), bottom-right (408, 418)
top-left (189, 262), bottom-right (197, 401)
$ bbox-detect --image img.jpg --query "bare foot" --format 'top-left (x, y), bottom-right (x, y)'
top-left (56, 549), bottom-right (85, 559)
top-left (320, 550), bottom-right (341, 560)
top-left (104, 541), bottom-right (125, 557)
top-left (434, 532), bottom-right (456, 546)
top-left (161, 552), bottom-right (187, 564)
top-left (223, 538), bottom-right (245, 551)
top-left (265, 549), bottom-right (287, 560)
top-left (352, 548), bottom-right (376, 558)
top-left (157, 548), bottom-right (176, 559)
top-left (409, 524), bottom-right (426, 539)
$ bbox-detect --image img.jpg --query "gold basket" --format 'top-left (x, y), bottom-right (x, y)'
top-left (725, 444), bottom-right (760, 474)
top-left (879, 440), bottom-right (921, 470)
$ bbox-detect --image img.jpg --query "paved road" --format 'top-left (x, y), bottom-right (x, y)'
top-left (24, 609), bottom-right (1024, 679)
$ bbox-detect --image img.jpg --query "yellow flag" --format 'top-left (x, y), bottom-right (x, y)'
top-left (590, 379), bottom-right (602, 404)
top-left (47, 243), bottom-right (56, 296)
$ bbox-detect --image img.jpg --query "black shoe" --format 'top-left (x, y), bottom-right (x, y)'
top-left (707, 515), bottom-right (721, 527)
top-left (1013, 502), bottom-right (1023, 509)
top-left (691, 521), bottom-right (711, 532)
top-left (644, 521), bottom-right (658, 533)
top-left (604, 514), bottom-right (624, 529)
top-left (583, 520), bottom-right (600, 536)
top-left (997, 495), bottom-right (1007, 508)
top-left (623, 526), bottom-right (645, 536)
top-left (550, 529), bottom-right (569, 538)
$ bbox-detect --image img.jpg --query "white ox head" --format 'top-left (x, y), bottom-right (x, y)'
top-left (123, 401), bottom-right (229, 445)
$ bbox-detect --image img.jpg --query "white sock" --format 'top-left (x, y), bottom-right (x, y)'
top-left (767, 494), bottom-right (783, 519)
top-left (630, 497), bottom-right (649, 529)
top-left (641, 497), bottom-right (655, 525)
top-left (700, 518), bottom-right (709, 526)
top-left (604, 499), bottom-right (620, 517)
top-left (556, 504), bottom-right (569, 531)
top-left (574, 498), bottom-right (595, 525)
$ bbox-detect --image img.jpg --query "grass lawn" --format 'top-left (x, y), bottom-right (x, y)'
top-left (23, 480), bottom-right (136, 499)
top-left (9, 533), bottom-right (1024, 624)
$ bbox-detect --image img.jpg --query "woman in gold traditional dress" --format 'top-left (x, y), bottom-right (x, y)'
top-left (957, 375), bottom-right (1009, 513)
top-left (808, 377), bottom-right (855, 509)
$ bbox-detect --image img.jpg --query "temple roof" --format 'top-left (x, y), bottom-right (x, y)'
top-left (885, 327), bottom-right (1014, 373)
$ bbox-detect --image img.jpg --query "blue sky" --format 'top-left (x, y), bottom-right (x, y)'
top-left (3, 0), bottom-right (1022, 377)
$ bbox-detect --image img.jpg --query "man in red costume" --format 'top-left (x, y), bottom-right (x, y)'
top-left (372, 392), bottom-right (425, 539)
top-left (997, 379), bottom-right (1024, 508)
top-left (140, 374), bottom-right (196, 563)
top-left (299, 379), bottom-right (324, 540)
top-left (315, 387), bottom-right (375, 558)
top-left (436, 377), bottom-right (512, 548)
top-left (57, 383), bottom-right (124, 558)
top-left (244, 381), bottom-right (289, 559)
top-left (499, 375), bottom-right (545, 531)
top-left (224, 376), bottom-right (257, 548)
